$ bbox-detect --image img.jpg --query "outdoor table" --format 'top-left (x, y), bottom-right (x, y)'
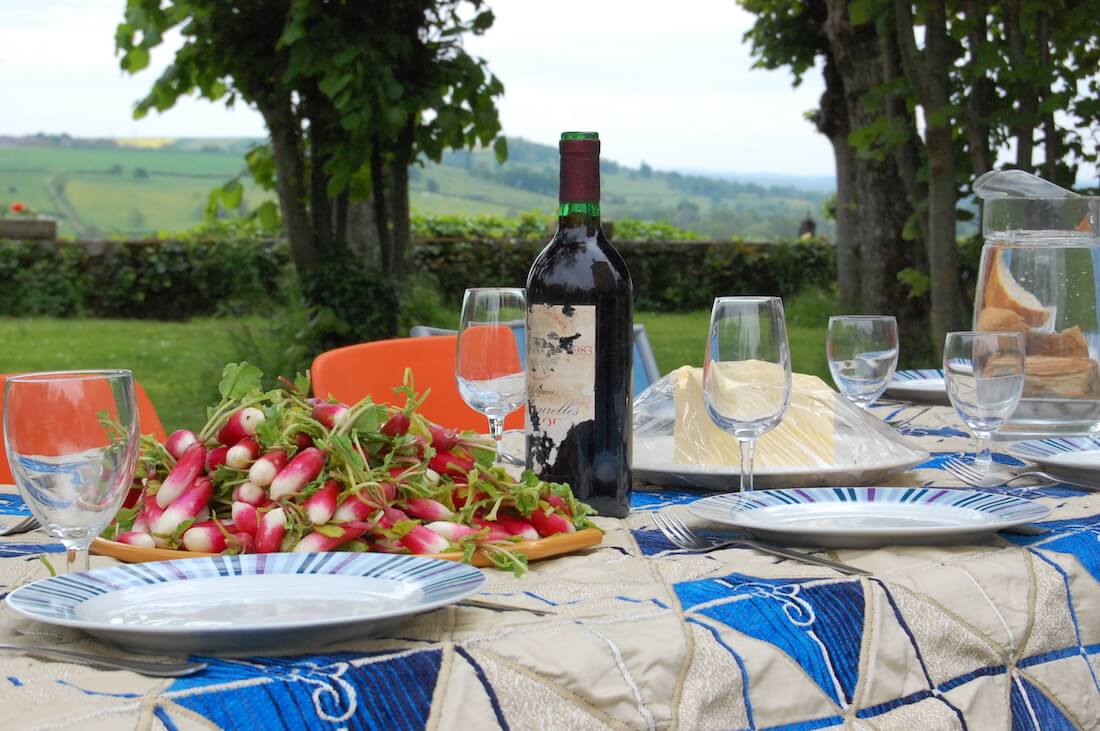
top-left (1, 404), bottom-right (1097, 729)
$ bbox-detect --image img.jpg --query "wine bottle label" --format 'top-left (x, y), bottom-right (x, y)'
top-left (526, 303), bottom-right (596, 472)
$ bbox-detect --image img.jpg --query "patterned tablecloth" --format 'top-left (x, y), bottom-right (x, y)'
top-left (1, 404), bottom-right (1098, 730)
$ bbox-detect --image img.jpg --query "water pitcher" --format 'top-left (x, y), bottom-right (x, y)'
top-left (972, 170), bottom-right (1100, 437)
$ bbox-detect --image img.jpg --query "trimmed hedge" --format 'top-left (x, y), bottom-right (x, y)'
top-left (412, 238), bottom-right (837, 311)
top-left (0, 239), bottom-right (287, 319)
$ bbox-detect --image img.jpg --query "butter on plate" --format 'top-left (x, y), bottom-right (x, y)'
top-left (671, 365), bottom-right (839, 468)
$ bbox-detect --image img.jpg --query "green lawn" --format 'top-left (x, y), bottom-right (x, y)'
top-left (1, 304), bottom-right (832, 435)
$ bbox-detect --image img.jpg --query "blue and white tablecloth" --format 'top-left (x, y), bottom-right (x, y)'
top-left (1, 405), bottom-right (1097, 730)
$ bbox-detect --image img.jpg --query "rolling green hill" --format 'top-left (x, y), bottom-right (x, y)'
top-left (0, 136), bottom-right (834, 240)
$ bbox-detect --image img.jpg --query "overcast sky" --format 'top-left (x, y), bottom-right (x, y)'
top-left (0, 0), bottom-right (834, 176)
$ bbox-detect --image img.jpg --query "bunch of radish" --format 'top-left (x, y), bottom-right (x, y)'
top-left (105, 363), bottom-right (594, 575)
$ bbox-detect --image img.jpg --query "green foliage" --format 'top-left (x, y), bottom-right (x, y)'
top-left (897, 267), bottom-right (931, 298)
top-left (413, 237), bottom-right (837, 312)
top-left (0, 238), bottom-right (287, 319)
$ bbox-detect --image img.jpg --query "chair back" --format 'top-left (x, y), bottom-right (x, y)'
top-left (311, 337), bottom-right (524, 434)
top-left (0, 373), bottom-right (166, 485)
top-left (410, 323), bottom-right (663, 397)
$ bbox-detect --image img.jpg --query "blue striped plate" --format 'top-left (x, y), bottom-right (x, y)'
top-left (885, 369), bottom-right (947, 404)
top-left (5, 553), bottom-right (486, 653)
top-left (1007, 436), bottom-right (1100, 472)
top-left (688, 486), bottom-right (1048, 547)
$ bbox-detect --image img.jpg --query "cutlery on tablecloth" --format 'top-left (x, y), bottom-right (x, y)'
top-left (0, 516), bottom-right (40, 537)
top-left (0, 643), bottom-right (207, 677)
top-left (885, 405), bottom-right (931, 429)
top-left (942, 456), bottom-right (1098, 492)
top-left (651, 512), bottom-right (872, 576)
top-left (455, 599), bottom-right (556, 616)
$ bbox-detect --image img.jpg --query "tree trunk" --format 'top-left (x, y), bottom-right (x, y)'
top-left (894, 0), bottom-right (964, 352)
top-left (814, 52), bottom-right (860, 310)
top-left (387, 117), bottom-right (415, 279)
top-left (369, 135), bottom-right (393, 274)
top-left (258, 96), bottom-right (314, 276)
top-left (1005, 0), bottom-right (1037, 171)
top-left (1036, 14), bottom-right (1068, 187)
top-left (964, 0), bottom-right (995, 178)
top-left (823, 0), bottom-right (925, 350)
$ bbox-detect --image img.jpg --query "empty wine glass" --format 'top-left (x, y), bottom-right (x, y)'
top-left (3, 370), bottom-right (140, 574)
top-left (826, 315), bottom-right (899, 408)
top-left (703, 296), bottom-right (793, 492)
top-left (943, 331), bottom-right (1026, 470)
top-left (457, 288), bottom-right (527, 464)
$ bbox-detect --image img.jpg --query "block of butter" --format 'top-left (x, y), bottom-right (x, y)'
top-left (671, 365), bottom-right (838, 468)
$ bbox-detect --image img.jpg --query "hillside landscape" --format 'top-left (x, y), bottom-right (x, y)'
top-left (0, 135), bottom-right (834, 240)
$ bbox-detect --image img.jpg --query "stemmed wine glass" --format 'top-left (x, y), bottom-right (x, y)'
top-left (457, 288), bottom-right (527, 465)
top-left (3, 370), bottom-right (140, 574)
top-left (943, 331), bottom-right (1026, 470)
top-left (826, 315), bottom-right (899, 408)
top-left (703, 296), bottom-right (793, 492)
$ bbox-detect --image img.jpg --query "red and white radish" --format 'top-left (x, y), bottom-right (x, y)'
top-left (425, 521), bottom-right (481, 542)
top-left (529, 507), bottom-right (575, 537)
top-left (182, 521), bottom-right (230, 553)
top-left (429, 451), bottom-right (474, 478)
top-left (216, 407), bottom-right (265, 446)
top-left (380, 412), bottom-right (410, 437)
top-left (294, 432), bottom-right (314, 449)
top-left (293, 522), bottom-right (371, 553)
top-left (116, 531), bottom-right (155, 548)
top-left (495, 512), bottom-right (539, 541)
top-left (155, 444), bottom-right (206, 509)
top-left (205, 445), bottom-right (228, 473)
top-left (400, 524), bottom-right (450, 554)
top-left (231, 501), bottom-right (259, 536)
top-left (472, 517), bottom-right (513, 542)
top-left (332, 493), bottom-right (377, 523)
top-left (312, 402), bottom-right (349, 429)
top-left (165, 429), bottom-right (199, 460)
top-left (153, 476), bottom-right (214, 535)
top-left (403, 497), bottom-right (454, 522)
top-left (247, 449), bottom-right (287, 487)
top-left (225, 437), bottom-right (260, 469)
top-left (428, 423), bottom-right (459, 451)
top-left (304, 480), bottom-right (340, 524)
top-left (269, 447), bottom-right (324, 500)
top-left (233, 481), bottom-right (266, 506)
top-left (255, 507), bottom-right (287, 553)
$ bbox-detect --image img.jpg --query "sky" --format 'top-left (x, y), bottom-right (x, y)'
top-left (0, 0), bottom-right (834, 176)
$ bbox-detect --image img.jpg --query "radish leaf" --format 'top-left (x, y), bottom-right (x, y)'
top-left (219, 362), bottom-right (263, 401)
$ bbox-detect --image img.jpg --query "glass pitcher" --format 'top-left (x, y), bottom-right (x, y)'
top-left (972, 171), bottom-right (1100, 438)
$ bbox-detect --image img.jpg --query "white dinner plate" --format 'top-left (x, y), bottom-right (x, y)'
top-left (5, 553), bottom-right (486, 654)
top-left (631, 435), bottom-right (926, 490)
top-left (884, 369), bottom-right (948, 405)
top-left (688, 486), bottom-right (1049, 547)
top-left (1007, 436), bottom-right (1100, 473)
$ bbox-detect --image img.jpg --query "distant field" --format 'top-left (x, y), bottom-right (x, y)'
top-left (0, 138), bottom-right (834, 240)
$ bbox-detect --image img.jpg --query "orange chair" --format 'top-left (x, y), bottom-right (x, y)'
top-left (311, 336), bottom-right (525, 433)
top-left (0, 373), bottom-right (166, 484)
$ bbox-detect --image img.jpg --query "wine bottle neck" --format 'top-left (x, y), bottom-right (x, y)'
top-left (558, 203), bottom-right (600, 236)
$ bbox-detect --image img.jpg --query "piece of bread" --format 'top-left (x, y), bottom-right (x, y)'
top-left (981, 249), bottom-right (1054, 327)
top-left (1027, 326), bottom-right (1089, 358)
top-left (1024, 355), bottom-right (1100, 399)
top-left (976, 307), bottom-right (1030, 334)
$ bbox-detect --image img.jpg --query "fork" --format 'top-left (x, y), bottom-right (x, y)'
top-left (0, 516), bottom-right (40, 537)
top-left (885, 405), bottom-right (931, 429)
top-left (0, 643), bottom-right (207, 677)
top-left (942, 456), bottom-right (1098, 491)
top-left (651, 512), bottom-right (871, 576)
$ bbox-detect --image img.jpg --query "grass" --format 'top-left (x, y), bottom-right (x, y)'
top-left (0, 290), bottom-right (838, 435)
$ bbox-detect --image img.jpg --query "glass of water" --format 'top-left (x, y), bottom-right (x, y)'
top-left (703, 296), bottom-right (793, 492)
top-left (826, 315), bottom-right (899, 408)
top-left (457, 288), bottom-right (527, 464)
top-left (943, 331), bottom-right (1026, 469)
top-left (3, 370), bottom-right (140, 574)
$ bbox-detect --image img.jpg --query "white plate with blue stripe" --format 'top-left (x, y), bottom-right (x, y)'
top-left (688, 487), bottom-right (1049, 547)
top-left (885, 369), bottom-right (948, 405)
top-left (1007, 436), bottom-right (1100, 473)
top-left (5, 553), bottom-right (486, 653)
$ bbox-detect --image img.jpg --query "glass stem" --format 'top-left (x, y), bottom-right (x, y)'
top-left (488, 415), bottom-right (505, 464)
top-left (738, 438), bottom-right (756, 493)
top-left (63, 545), bottom-right (90, 575)
top-left (974, 432), bottom-right (993, 468)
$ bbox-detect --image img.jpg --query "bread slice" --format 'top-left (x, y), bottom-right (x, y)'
top-left (976, 307), bottom-right (1029, 334)
top-left (981, 249), bottom-right (1054, 327)
top-left (1024, 355), bottom-right (1100, 398)
top-left (1027, 326), bottom-right (1089, 358)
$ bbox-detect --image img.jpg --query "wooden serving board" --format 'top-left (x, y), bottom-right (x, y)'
top-left (91, 527), bottom-right (603, 567)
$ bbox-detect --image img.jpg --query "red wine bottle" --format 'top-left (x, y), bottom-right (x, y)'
top-left (525, 132), bottom-right (633, 518)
